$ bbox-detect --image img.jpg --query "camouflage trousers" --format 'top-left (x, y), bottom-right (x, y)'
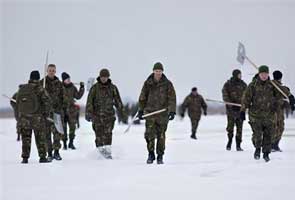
top-left (45, 121), bottom-right (62, 153)
top-left (190, 117), bottom-right (200, 135)
top-left (249, 117), bottom-right (275, 153)
top-left (63, 112), bottom-right (77, 142)
top-left (145, 119), bottom-right (168, 155)
top-left (92, 117), bottom-right (115, 147)
top-left (18, 116), bottom-right (47, 159)
top-left (226, 115), bottom-right (244, 142)
top-left (272, 111), bottom-right (285, 144)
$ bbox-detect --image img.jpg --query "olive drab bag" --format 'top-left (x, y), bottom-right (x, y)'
top-left (16, 84), bottom-right (40, 115)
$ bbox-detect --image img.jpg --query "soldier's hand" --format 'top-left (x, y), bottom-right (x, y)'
top-left (85, 113), bottom-right (92, 122)
top-left (136, 110), bottom-right (144, 120)
top-left (80, 82), bottom-right (85, 88)
top-left (168, 112), bottom-right (176, 121)
top-left (240, 111), bottom-right (246, 121)
top-left (180, 113), bottom-right (185, 118)
top-left (203, 111), bottom-right (207, 116)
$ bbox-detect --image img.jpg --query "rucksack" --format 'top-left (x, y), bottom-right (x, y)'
top-left (17, 84), bottom-right (40, 115)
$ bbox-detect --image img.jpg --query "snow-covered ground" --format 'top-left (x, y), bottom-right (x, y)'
top-left (1, 115), bottom-right (295, 200)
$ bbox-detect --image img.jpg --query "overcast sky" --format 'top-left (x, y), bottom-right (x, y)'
top-left (1, 0), bottom-right (295, 109)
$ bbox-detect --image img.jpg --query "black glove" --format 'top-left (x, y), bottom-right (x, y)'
top-left (289, 95), bottom-right (295, 111)
top-left (136, 110), bottom-right (144, 120)
top-left (240, 111), bottom-right (246, 121)
top-left (80, 82), bottom-right (85, 88)
top-left (168, 112), bottom-right (176, 121)
top-left (180, 113), bottom-right (185, 118)
top-left (85, 113), bottom-right (92, 122)
top-left (203, 111), bottom-right (207, 116)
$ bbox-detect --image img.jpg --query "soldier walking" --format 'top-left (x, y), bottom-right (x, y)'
top-left (85, 69), bottom-right (124, 159)
top-left (180, 87), bottom-right (207, 139)
top-left (16, 71), bottom-right (52, 164)
top-left (137, 62), bottom-right (176, 164)
top-left (61, 72), bottom-right (85, 150)
top-left (222, 69), bottom-right (247, 151)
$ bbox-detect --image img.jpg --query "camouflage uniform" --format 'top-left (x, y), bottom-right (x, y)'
top-left (62, 83), bottom-right (84, 145)
top-left (86, 78), bottom-right (124, 148)
top-left (181, 93), bottom-right (207, 137)
top-left (271, 80), bottom-right (291, 149)
top-left (241, 78), bottom-right (279, 154)
top-left (222, 76), bottom-right (247, 147)
top-left (138, 74), bottom-right (176, 156)
top-left (16, 80), bottom-right (52, 160)
top-left (41, 76), bottom-right (64, 154)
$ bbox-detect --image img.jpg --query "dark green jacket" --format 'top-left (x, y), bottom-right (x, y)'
top-left (138, 74), bottom-right (176, 120)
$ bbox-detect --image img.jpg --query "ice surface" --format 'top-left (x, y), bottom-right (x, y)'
top-left (1, 115), bottom-right (295, 200)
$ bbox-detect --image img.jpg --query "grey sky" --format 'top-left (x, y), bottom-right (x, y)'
top-left (1, 0), bottom-right (295, 108)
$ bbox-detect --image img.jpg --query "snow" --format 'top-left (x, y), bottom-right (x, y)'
top-left (1, 115), bottom-right (295, 200)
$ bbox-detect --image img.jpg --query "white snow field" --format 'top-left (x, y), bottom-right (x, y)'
top-left (1, 115), bottom-right (295, 200)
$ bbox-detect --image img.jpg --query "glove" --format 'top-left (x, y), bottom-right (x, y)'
top-left (289, 95), bottom-right (295, 111)
top-left (168, 112), bottom-right (176, 121)
top-left (203, 111), bottom-right (207, 116)
top-left (136, 110), bottom-right (144, 120)
top-left (240, 111), bottom-right (246, 121)
top-left (85, 113), bottom-right (92, 122)
top-left (80, 82), bottom-right (85, 88)
top-left (180, 113), bottom-right (185, 118)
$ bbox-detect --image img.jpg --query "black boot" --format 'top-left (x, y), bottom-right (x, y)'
top-left (146, 152), bottom-right (155, 164)
top-left (236, 139), bottom-right (243, 151)
top-left (190, 131), bottom-right (197, 140)
top-left (263, 153), bottom-right (270, 162)
top-left (53, 150), bottom-right (62, 161)
top-left (47, 151), bottom-right (53, 162)
top-left (21, 158), bottom-right (28, 164)
top-left (254, 148), bottom-right (261, 160)
top-left (63, 140), bottom-right (67, 150)
top-left (272, 141), bottom-right (282, 152)
top-left (157, 154), bottom-right (164, 164)
top-left (226, 138), bottom-right (232, 151)
top-left (68, 139), bottom-right (76, 150)
top-left (39, 157), bottom-right (52, 163)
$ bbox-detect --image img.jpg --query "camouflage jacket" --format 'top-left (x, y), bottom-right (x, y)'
top-left (41, 76), bottom-right (64, 113)
top-left (272, 80), bottom-right (291, 117)
top-left (222, 77), bottom-right (247, 115)
top-left (181, 93), bottom-right (207, 119)
top-left (86, 78), bottom-right (123, 120)
top-left (138, 74), bottom-right (176, 120)
top-left (241, 78), bottom-right (280, 120)
top-left (16, 80), bottom-right (52, 119)
top-left (63, 83), bottom-right (84, 113)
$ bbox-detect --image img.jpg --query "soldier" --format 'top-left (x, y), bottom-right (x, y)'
top-left (16, 71), bottom-right (52, 163)
top-left (180, 87), bottom-right (207, 140)
top-left (61, 72), bottom-right (85, 150)
top-left (10, 93), bottom-right (21, 141)
top-left (137, 62), bottom-right (176, 164)
top-left (240, 65), bottom-right (280, 162)
top-left (271, 70), bottom-right (295, 152)
top-left (85, 68), bottom-right (124, 159)
top-left (41, 64), bottom-right (63, 161)
top-left (222, 69), bottom-right (247, 151)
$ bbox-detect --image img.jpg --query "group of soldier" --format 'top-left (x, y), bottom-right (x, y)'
top-left (9, 62), bottom-right (295, 164)
top-left (11, 64), bottom-right (85, 163)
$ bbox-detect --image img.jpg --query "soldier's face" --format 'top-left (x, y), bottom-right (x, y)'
top-left (192, 91), bottom-right (197, 96)
top-left (100, 77), bottom-right (108, 83)
top-left (64, 78), bottom-right (71, 84)
top-left (47, 67), bottom-right (56, 78)
top-left (153, 70), bottom-right (163, 81)
top-left (238, 74), bottom-right (242, 79)
top-left (259, 72), bottom-right (269, 81)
